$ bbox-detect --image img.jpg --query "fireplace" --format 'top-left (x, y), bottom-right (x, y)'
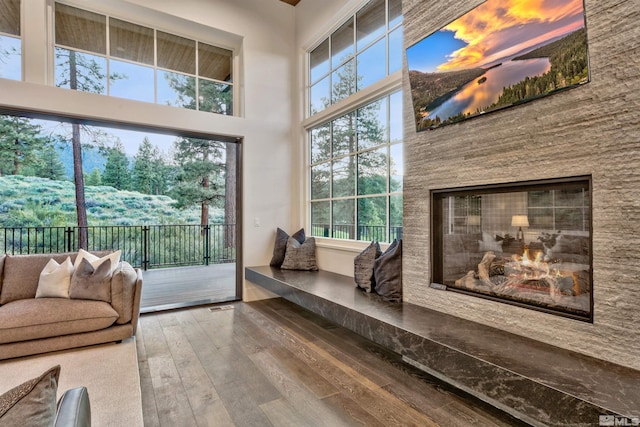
top-left (432, 176), bottom-right (592, 321)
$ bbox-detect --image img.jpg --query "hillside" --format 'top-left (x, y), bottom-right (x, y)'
top-left (0, 175), bottom-right (223, 227)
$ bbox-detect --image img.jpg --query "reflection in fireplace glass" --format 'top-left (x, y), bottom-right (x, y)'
top-left (433, 177), bottom-right (592, 321)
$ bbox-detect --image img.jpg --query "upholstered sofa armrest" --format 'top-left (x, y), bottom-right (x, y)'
top-left (110, 262), bottom-right (143, 327)
top-left (55, 387), bottom-right (91, 427)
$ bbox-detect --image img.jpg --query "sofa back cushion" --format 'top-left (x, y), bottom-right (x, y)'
top-left (1, 253), bottom-right (77, 305)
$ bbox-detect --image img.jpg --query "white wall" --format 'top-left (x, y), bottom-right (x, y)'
top-left (0, 0), bottom-right (298, 301)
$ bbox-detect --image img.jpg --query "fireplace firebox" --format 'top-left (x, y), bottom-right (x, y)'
top-left (432, 176), bottom-right (592, 321)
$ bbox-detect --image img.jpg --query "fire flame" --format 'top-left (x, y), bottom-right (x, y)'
top-left (511, 247), bottom-right (560, 280)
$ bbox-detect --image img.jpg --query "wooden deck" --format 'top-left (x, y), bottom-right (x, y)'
top-left (140, 264), bottom-right (237, 313)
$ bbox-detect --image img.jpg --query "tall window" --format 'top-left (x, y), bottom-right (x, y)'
top-left (307, 0), bottom-right (403, 243)
top-left (309, 0), bottom-right (402, 115)
top-left (309, 91), bottom-right (402, 243)
top-left (0, 0), bottom-right (21, 80)
top-left (54, 3), bottom-right (233, 115)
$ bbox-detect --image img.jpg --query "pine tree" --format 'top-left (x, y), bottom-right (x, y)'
top-left (170, 138), bottom-right (224, 226)
top-left (133, 137), bottom-right (157, 194)
top-left (102, 142), bottom-right (131, 190)
top-left (0, 115), bottom-right (49, 176)
top-left (85, 168), bottom-right (102, 186)
top-left (30, 145), bottom-right (66, 180)
top-left (55, 48), bottom-right (124, 248)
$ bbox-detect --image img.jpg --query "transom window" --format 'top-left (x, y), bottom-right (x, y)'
top-left (308, 0), bottom-right (402, 115)
top-left (54, 3), bottom-right (234, 115)
top-left (0, 0), bottom-right (21, 81)
top-left (309, 91), bottom-right (403, 243)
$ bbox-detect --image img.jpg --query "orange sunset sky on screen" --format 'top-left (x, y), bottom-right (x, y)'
top-left (440, 0), bottom-right (586, 71)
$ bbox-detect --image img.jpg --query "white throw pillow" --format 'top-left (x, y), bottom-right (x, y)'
top-left (478, 239), bottom-right (503, 252)
top-left (36, 257), bottom-right (74, 298)
top-left (73, 249), bottom-right (121, 274)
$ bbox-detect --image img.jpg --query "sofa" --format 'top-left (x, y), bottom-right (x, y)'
top-left (0, 251), bottom-right (142, 360)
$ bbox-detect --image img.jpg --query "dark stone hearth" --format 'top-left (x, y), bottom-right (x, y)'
top-left (246, 266), bottom-right (640, 427)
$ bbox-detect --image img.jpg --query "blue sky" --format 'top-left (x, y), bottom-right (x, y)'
top-left (406, 30), bottom-right (466, 73)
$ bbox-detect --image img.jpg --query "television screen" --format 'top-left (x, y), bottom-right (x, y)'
top-left (406, 0), bottom-right (589, 132)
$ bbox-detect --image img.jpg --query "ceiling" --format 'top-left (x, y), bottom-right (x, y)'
top-left (279, 0), bottom-right (301, 6)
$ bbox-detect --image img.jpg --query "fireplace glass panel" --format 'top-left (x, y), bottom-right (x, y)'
top-left (433, 178), bottom-right (592, 320)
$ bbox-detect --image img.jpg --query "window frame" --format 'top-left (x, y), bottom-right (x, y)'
top-left (53, 1), bottom-right (235, 116)
top-left (304, 0), bottom-right (403, 245)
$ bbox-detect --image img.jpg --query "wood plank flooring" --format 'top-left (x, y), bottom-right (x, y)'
top-left (136, 298), bottom-right (527, 427)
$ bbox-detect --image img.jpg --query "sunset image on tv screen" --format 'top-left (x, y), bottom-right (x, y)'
top-left (406, 0), bottom-right (589, 131)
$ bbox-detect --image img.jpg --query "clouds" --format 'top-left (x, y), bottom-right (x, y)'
top-left (438, 0), bottom-right (586, 70)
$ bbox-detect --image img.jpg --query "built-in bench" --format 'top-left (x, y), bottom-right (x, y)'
top-left (246, 265), bottom-right (640, 427)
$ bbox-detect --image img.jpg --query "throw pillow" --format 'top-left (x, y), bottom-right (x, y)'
top-left (35, 257), bottom-right (74, 299)
top-left (269, 228), bottom-right (305, 267)
top-left (0, 365), bottom-right (60, 426)
top-left (281, 237), bottom-right (318, 271)
top-left (374, 239), bottom-right (402, 302)
top-left (354, 241), bottom-right (381, 292)
top-left (69, 257), bottom-right (112, 302)
top-left (73, 249), bottom-right (121, 275)
top-left (478, 239), bottom-right (503, 252)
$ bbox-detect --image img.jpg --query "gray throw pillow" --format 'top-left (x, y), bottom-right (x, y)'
top-left (270, 227), bottom-right (305, 267)
top-left (281, 237), bottom-right (318, 271)
top-left (374, 239), bottom-right (402, 302)
top-left (354, 241), bottom-right (381, 292)
top-left (0, 365), bottom-right (60, 426)
top-left (69, 257), bottom-right (112, 302)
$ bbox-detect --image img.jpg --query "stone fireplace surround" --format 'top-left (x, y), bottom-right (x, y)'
top-left (402, 0), bottom-right (640, 372)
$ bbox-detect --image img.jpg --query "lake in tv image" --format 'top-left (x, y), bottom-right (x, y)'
top-left (406, 0), bottom-right (589, 131)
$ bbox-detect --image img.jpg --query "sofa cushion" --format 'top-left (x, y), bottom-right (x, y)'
top-left (36, 257), bottom-right (74, 299)
top-left (0, 298), bottom-right (118, 344)
top-left (110, 262), bottom-right (138, 324)
top-left (0, 365), bottom-right (60, 426)
top-left (69, 258), bottom-right (112, 303)
top-left (1, 253), bottom-right (77, 305)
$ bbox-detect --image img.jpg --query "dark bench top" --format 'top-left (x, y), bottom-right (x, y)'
top-left (246, 266), bottom-right (640, 427)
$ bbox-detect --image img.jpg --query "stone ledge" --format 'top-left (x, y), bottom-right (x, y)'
top-left (246, 266), bottom-right (640, 427)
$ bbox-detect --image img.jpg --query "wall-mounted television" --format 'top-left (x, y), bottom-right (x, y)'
top-left (406, 0), bottom-right (590, 132)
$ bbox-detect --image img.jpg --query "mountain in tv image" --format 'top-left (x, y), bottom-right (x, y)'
top-left (406, 0), bottom-right (590, 131)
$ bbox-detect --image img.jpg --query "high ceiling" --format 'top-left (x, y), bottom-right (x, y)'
top-left (279, 0), bottom-right (301, 6)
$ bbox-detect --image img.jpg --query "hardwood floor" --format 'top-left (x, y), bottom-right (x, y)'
top-left (136, 298), bottom-right (527, 427)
